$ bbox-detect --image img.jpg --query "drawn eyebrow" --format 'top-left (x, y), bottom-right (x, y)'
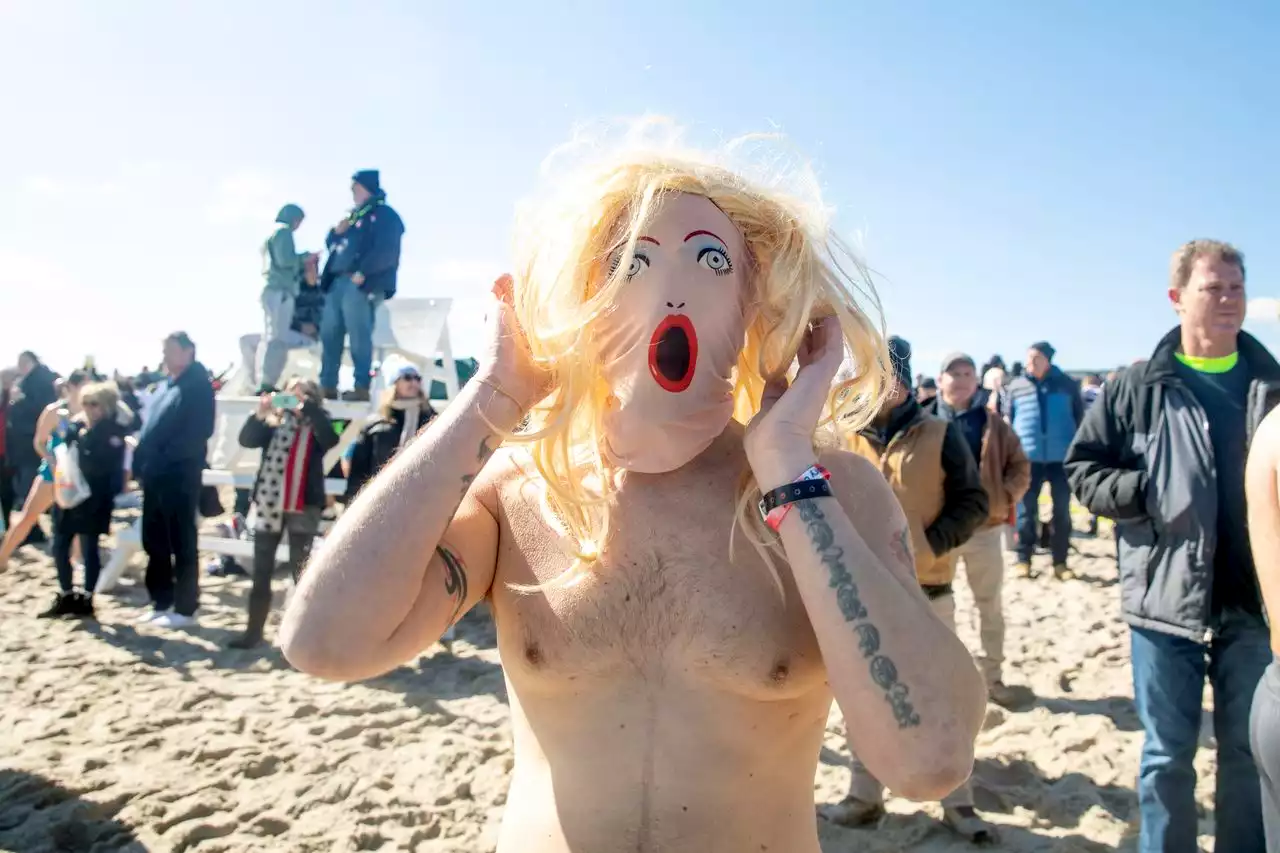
top-left (637, 236), bottom-right (660, 246)
top-left (684, 230), bottom-right (725, 244)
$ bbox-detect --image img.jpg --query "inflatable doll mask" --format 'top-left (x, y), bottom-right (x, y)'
top-left (596, 192), bottom-right (749, 473)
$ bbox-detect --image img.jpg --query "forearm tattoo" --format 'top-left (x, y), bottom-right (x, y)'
top-left (436, 545), bottom-right (469, 627)
top-left (458, 436), bottom-right (495, 499)
top-left (793, 499), bottom-right (922, 729)
top-left (435, 438), bottom-right (494, 628)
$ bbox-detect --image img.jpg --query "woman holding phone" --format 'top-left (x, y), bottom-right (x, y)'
top-left (230, 378), bottom-right (336, 648)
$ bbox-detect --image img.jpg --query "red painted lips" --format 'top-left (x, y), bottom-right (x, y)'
top-left (648, 314), bottom-right (698, 393)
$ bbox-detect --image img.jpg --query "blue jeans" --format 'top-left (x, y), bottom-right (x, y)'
top-left (320, 275), bottom-right (382, 391)
top-left (1131, 610), bottom-right (1270, 852)
top-left (1015, 461), bottom-right (1071, 564)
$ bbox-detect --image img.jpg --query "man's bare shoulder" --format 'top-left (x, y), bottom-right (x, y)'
top-left (1257, 406), bottom-right (1280, 450)
top-left (1248, 406), bottom-right (1280, 478)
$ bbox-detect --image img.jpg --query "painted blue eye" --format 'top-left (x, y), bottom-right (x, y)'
top-left (697, 246), bottom-right (732, 275)
top-left (625, 254), bottom-right (649, 278)
top-left (609, 252), bottom-right (649, 280)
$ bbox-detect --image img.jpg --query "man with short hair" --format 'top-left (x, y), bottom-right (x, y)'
top-left (1067, 239), bottom-right (1277, 852)
top-left (319, 170), bottom-right (405, 403)
top-left (829, 336), bottom-right (995, 841)
top-left (928, 352), bottom-right (1031, 708)
top-left (134, 332), bottom-right (216, 628)
top-left (1005, 341), bottom-right (1083, 579)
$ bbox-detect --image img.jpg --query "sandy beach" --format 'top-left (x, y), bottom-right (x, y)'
top-left (0, 517), bottom-right (1217, 852)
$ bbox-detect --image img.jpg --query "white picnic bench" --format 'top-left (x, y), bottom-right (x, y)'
top-left (96, 298), bottom-right (460, 594)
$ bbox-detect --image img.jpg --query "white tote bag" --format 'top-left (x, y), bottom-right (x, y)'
top-left (54, 442), bottom-right (92, 509)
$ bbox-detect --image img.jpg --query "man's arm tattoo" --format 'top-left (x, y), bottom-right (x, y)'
top-left (889, 526), bottom-right (914, 571)
top-left (458, 436), bottom-right (497, 499)
top-left (436, 545), bottom-right (469, 627)
top-left (436, 438), bottom-right (493, 627)
top-left (793, 498), bottom-right (922, 729)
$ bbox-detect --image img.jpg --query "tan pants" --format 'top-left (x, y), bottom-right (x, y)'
top-left (847, 591), bottom-right (974, 808)
top-left (952, 525), bottom-right (1006, 688)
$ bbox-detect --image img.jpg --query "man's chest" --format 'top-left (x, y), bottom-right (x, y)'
top-left (491, 485), bottom-right (825, 698)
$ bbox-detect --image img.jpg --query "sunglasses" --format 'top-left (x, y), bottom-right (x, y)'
top-left (398, 373), bottom-right (422, 382)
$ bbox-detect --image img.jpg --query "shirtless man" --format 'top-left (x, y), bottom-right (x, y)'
top-left (281, 185), bottom-right (986, 852)
top-left (1245, 403), bottom-right (1280, 850)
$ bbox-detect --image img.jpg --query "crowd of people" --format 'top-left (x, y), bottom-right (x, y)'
top-left (3, 151), bottom-right (1278, 853)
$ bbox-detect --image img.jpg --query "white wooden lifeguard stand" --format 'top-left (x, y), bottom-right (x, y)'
top-left (97, 298), bottom-right (461, 592)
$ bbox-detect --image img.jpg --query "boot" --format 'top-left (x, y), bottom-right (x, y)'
top-left (227, 630), bottom-right (264, 649)
top-left (821, 796), bottom-right (885, 827)
top-left (37, 591), bottom-right (76, 619)
top-left (987, 680), bottom-right (1030, 709)
top-left (70, 590), bottom-right (96, 619)
top-left (230, 582), bottom-right (272, 649)
top-left (321, 387), bottom-right (339, 401)
top-left (1053, 562), bottom-right (1075, 581)
top-left (1014, 561), bottom-right (1036, 579)
top-left (341, 388), bottom-right (370, 403)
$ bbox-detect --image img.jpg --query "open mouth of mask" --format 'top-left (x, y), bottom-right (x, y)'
top-left (649, 314), bottom-right (698, 392)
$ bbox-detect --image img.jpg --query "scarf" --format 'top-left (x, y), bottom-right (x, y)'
top-left (389, 399), bottom-right (423, 448)
top-left (254, 411), bottom-right (313, 534)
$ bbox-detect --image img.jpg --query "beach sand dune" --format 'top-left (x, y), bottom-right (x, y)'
top-left (1, 529), bottom-right (1216, 852)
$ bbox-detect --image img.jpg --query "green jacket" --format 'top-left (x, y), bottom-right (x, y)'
top-left (262, 203), bottom-right (309, 297)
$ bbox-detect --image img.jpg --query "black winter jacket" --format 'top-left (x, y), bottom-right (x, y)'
top-left (343, 406), bottom-right (433, 502)
top-left (59, 417), bottom-right (129, 537)
top-left (6, 364), bottom-right (58, 469)
top-left (1066, 327), bottom-right (1280, 641)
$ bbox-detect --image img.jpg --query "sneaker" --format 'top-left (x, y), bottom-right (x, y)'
top-left (341, 388), bottom-right (371, 403)
top-left (1014, 561), bottom-right (1036, 579)
top-left (1053, 562), bottom-right (1075, 581)
top-left (942, 806), bottom-right (999, 844)
top-left (137, 607), bottom-right (171, 624)
top-left (151, 612), bottom-right (198, 629)
top-left (37, 591), bottom-right (76, 619)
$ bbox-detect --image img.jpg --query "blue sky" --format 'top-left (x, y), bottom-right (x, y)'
top-left (2, 1), bottom-right (1278, 378)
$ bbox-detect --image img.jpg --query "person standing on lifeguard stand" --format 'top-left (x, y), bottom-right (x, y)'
top-left (319, 170), bottom-right (405, 402)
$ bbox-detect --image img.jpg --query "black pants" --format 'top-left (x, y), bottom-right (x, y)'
top-left (141, 472), bottom-right (201, 616)
top-left (1252, 657), bottom-right (1280, 852)
top-left (245, 508), bottom-right (320, 637)
top-left (0, 455), bottom-right (14, 528)
top-left (52, 513), bottom-right (102, 594)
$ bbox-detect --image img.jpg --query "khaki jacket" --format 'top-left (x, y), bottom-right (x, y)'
top-left (848, 416), bottom-right (952, 585)
top-left (979, 414), bottom-right (1032, 527)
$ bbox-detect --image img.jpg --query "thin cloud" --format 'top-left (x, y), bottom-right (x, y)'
top-left (1248, 298), bottom-right (1280, 323)
top-left (428, 259), bottom-right (505, 285)
top-left (205, 171), bottom-right (282, 226)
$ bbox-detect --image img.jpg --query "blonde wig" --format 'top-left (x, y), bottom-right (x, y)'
top-left (505, 118), bottom-right (891, 578)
